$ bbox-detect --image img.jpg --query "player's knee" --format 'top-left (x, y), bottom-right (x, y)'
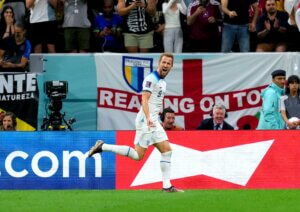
top-left (136, 152), bottom-right (144, 161)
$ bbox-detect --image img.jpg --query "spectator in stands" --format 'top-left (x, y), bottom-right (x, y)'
top-left (152, 0), bottom-right (165, 52)
top-left (117, 0), bottom-right (156, 53)
top-left (0, 23), bottom-right (31, 72)
top-left (284, 0), bottom-right (300, 31)
top-left (0, 5), bottom-right (15, 40)
top-left (94, 0), bottom-right (123, 52)
top-left (0, 111), bottom-right (17, 131)
top-left (162, 0), bottom-right (187, 53)
top-left (26, 0), bottom-right (57, 53)
top-left (280, 75), bottom-right (300, 129)
top-left (285, 0), bottom-right (300, 51)
top-left (186, 0), bottom-right (222, 52)
top-left (160, 107), bottom-right (184, 130)
top-left (1, 0), bottom-right (26, 25)
top-left (61, 0), bottom-right (91, 53)
top-left (256, 0), bottom-right (289, 52)
top-left (257, 69), bottom-right (286, 129)
top-left (221, 0), bottom-right (259, 52)
top-left (197, 103), bottom-right (234, 130)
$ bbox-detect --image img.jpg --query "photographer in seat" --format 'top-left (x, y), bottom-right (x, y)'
top-left (160, 107), bottom-right (184, 131)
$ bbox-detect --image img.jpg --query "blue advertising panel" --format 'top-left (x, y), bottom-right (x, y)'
top-left (0, 131), bottom-right (115, 189)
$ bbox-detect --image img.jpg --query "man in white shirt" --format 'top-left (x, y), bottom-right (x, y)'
top-left (26, 0), bottom-right (57, 53)
top-left (89, 53), bottom-right (183, 192)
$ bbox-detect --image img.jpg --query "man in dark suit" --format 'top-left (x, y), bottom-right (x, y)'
top-left (197, 103), bottom-right (234, 130)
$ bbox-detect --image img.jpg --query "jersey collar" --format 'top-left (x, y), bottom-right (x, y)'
top-left (153, 71), bottom-right (162, 80)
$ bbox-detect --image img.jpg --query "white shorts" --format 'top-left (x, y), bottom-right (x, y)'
top-left (134, 121), bottom-right (168, 148)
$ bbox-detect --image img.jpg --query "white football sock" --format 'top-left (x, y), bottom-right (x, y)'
top-left (102, 144), bottom-right (139, 160)
top-left (160, 151), bottom-right (172, 189)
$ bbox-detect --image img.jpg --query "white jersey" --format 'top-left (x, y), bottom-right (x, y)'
top-left (136, 71), bottom-right (166, 128)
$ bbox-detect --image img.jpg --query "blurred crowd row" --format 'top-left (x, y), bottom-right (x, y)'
top-left (0, 0), bottom-right (299, 58)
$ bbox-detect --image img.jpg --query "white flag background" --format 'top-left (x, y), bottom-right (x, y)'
top-left (95, 53), bottom-right (300, 130)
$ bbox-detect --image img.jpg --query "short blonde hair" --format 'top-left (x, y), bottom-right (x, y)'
top-left (159, 53), bottom-right (174, 65)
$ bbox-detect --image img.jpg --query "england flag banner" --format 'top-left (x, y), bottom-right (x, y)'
top-left (95, 53), bottom-right (298, 130)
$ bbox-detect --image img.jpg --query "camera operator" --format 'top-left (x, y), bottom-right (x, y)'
top-left (186, 0), bottom-right (222, 52)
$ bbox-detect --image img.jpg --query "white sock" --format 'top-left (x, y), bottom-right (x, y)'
top-left (102, 144), bottom-right (139, 160)
top-left (160, 151), bottom-right (172, 189)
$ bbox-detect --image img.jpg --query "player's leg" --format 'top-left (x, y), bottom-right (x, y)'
top-left (88, 140), bottom-right (140, 160)
top-left (88, 129), bottom-right (149, 160)
top-left (152, 125), bottom-right (183, 192)
top-left (153, 140), bottom-right (173, 189)
top-left (154, 140), bottom-right (183, 192)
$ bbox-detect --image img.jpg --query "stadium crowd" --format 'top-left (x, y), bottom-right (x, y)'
top-left (0, 0), bottom-right (299, 56)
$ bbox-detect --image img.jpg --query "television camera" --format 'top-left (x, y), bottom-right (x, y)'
top-left (41, 81), bottom-right (76, 131)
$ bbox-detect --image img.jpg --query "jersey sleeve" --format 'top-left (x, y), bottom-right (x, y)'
top-left (142, 74), bottom-right (156, 93)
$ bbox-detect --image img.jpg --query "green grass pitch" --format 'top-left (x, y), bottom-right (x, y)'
top-left (1, 190), bottom-right (300, 212)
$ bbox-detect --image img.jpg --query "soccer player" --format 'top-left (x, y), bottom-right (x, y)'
top-left (89, 53), bottom-right (183, 192)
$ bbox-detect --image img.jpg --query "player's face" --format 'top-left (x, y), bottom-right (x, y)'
top-left (164, 112), bottom-right (175, 128)
top-left (3, 116), bottom-right (13, 131)
top-left (273, 76), bottom-right (286, 88)
top-left (158, 56), bottom-right (173, 79)
top-left (213, 109), bottom-right (225, 124)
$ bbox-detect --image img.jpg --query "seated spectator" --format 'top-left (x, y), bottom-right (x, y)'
top-left (197, 103), bottom-right (234, 130)
top-left (0, 23), bottom-right (31, 72)
top-left (94, 0), bottom-right (123, 52)
top-left (186, 0), bottom-right (222, 52)
top-left (160, 107), bottom-right (184, 130)
top-left (61, 0), bottom-right (91, 53)
top-left (280, 75), bottom-right (300, 129)
top-left (0, 5), bottom-right (15, 40)
top-left (256, 0), bottom-right (289, 52)
top-left (162, 0), bottom-right (187, 53)
top-left (0, 111), bottom-right (17, 131)
top-left (26, 0), bottom-right (57, 53)
top-left (1, 0), bottom-right (26, 25)
top-left (117, 0), bottom-right (156, 53)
